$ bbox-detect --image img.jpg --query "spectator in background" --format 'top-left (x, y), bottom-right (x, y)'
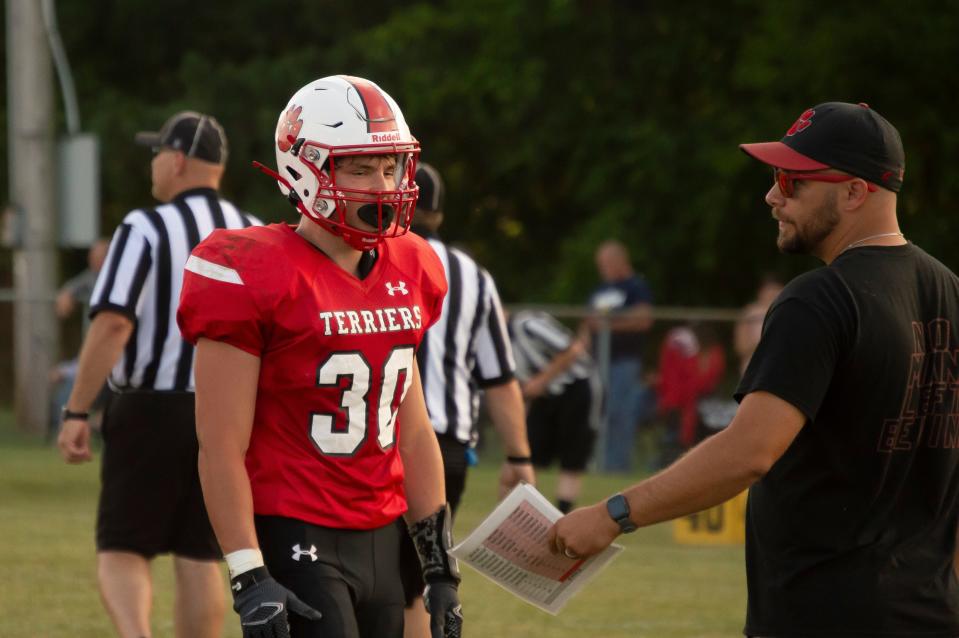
top-left (585, 239), bottom-right (653, 472)
top-left (733, 274), bottom-right (784, 376)
top-left (49, 238), bottom-right (111, 438)
top-left (55, 238), bottom-right (110, 322)
top-left (509, 309), bottom-right (602, 514)
top-left (404, 162), bottom-right (534, 637)
top-left (655, 322), bottom-right (726, 467)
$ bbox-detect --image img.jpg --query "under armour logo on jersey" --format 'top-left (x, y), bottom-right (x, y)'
top-left (386, 281), bottom-right (409, 296)
top-left (292, 544), bottom-right (318, 562)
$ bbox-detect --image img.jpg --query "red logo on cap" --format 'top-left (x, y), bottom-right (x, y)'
top-left (786, 108), bottom-right (816, 137)
top-left (276, 105), bottom-right (303, 152)
top-left (881, 168), bottom-right (906, 183)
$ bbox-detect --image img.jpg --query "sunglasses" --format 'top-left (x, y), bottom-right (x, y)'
top-left (773, 168), bottom-right (878, 198)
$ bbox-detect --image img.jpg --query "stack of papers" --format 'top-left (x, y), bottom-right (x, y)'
top-left (449, 483), bottom-right (623, 614)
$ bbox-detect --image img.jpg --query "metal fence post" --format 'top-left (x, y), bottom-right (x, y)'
top-left (593, 313), bottom-right (612, 472)
top-left (7, 0), bottom-right (59, 434)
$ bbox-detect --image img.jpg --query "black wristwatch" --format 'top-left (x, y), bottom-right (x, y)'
top-left (606, 494), bottom-right (637, 533)
top-left (61, 407), bottom-right (90, 422)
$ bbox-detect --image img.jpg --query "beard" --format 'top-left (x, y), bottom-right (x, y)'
top-left (775, 191), bottom-right (839, 255)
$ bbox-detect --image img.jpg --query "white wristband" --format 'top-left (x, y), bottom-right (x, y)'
top-left (224, 548), bottom-right (264, 579)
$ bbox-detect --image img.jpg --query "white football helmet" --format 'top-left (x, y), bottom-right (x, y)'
top-left (260, 75), bottom-right (420, 250)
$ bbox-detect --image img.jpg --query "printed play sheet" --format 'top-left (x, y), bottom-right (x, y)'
top-left (449, 483), bottom-right (622, 614)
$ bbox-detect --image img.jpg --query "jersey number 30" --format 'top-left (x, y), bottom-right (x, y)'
top-left (310, 346), bottom-right (414, 456)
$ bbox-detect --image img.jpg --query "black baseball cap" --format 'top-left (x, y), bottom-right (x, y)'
top-left (134, 111), bottom-right (228, 165)
top-left (740, 102), bottom-right (905, 192)
top-left (415, 163), bottom-right (445, 212)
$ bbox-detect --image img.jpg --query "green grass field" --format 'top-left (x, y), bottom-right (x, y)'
top-left (0, 413), bottom-right (746, 637)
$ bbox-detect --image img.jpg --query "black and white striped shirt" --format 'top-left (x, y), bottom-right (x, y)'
top-left (508, 310), bottom-right (595, 395)
top-left (417, 237), bottom-right (515, 444)
top-left (90, 188), bottom-right (260, 391)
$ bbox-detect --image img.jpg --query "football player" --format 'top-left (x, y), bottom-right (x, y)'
top-left (177, 75), bottom-right (462, 638)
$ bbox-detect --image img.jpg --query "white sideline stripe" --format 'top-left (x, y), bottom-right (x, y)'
top-left (185, 255), bottom-right (244, 285)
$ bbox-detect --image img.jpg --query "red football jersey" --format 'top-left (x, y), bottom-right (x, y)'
top-left (178, 223), bottom-right (447, 529)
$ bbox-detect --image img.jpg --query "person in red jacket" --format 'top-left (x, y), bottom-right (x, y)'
top-left (655, 323), bottom-right (725, 466)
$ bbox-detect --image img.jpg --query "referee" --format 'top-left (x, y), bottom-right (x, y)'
top-left (509, 309), bottom-right (602, 513)
top-left (402, 162), bottom-right (534, 636)
top-left (57, 111), bottom-right (260, 638)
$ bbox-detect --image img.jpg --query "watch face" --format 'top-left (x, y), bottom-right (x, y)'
top-left (607, 494), bottom-right (636, 532)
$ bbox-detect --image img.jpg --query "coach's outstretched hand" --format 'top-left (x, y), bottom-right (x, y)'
top-left (424, 580), bottom-right (463, 638)
top-left (231, 567), bottom-right (322, 638)
top-left (548, 502), bottom-right (621, 560)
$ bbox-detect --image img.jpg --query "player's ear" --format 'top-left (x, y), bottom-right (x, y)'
top-left (842, 178), bottom-right (871, 211)
top-left (173, 151), bottom-right (188, 176)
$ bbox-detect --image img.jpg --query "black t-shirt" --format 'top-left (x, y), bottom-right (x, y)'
top-left (736, 243), bottom-right (959, 637)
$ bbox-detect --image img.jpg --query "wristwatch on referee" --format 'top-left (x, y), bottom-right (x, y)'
top-left (60, 407), bottom-right (90, 422)
top-left (606, 494), bottom-right (637, 534)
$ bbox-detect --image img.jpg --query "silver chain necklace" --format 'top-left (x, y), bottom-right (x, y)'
top-left (842, 232), bottom-right (905, 254)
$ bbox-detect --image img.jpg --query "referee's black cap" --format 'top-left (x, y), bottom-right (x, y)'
top-left (415, 163), bottom-right (445, 213)
top-left (740, 102), bottom-right (904, 192)
top-left (135, 111), bottom-right (228, 165)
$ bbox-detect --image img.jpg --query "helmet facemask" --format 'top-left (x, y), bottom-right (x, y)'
top-left (295, 142), bottom-right (419, 250)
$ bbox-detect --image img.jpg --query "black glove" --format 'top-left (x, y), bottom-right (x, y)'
top-left (424, 580), bottom-right (464, 638)
top-left (409, 504), bottom-right (463, 638)
top-left (231, 566), bottom-right (322, 638)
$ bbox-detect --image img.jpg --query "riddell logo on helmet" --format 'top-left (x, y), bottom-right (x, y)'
top-left (371, 132), bottom-right (401, 143)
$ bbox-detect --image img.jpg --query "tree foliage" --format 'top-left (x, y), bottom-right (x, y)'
top-left (3, 0), bottom-right (958, 307)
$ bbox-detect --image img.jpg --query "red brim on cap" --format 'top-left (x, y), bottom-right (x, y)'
top-left (739, 141), bottom-right (829, 171)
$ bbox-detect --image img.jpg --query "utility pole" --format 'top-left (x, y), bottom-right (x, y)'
top-left (7, 0), bottom-right (59, 434)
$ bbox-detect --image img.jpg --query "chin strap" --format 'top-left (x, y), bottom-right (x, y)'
top-left (408, 504), bottom-right (460, 583)
top-left (252, 160), bottom-right (305, 209)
